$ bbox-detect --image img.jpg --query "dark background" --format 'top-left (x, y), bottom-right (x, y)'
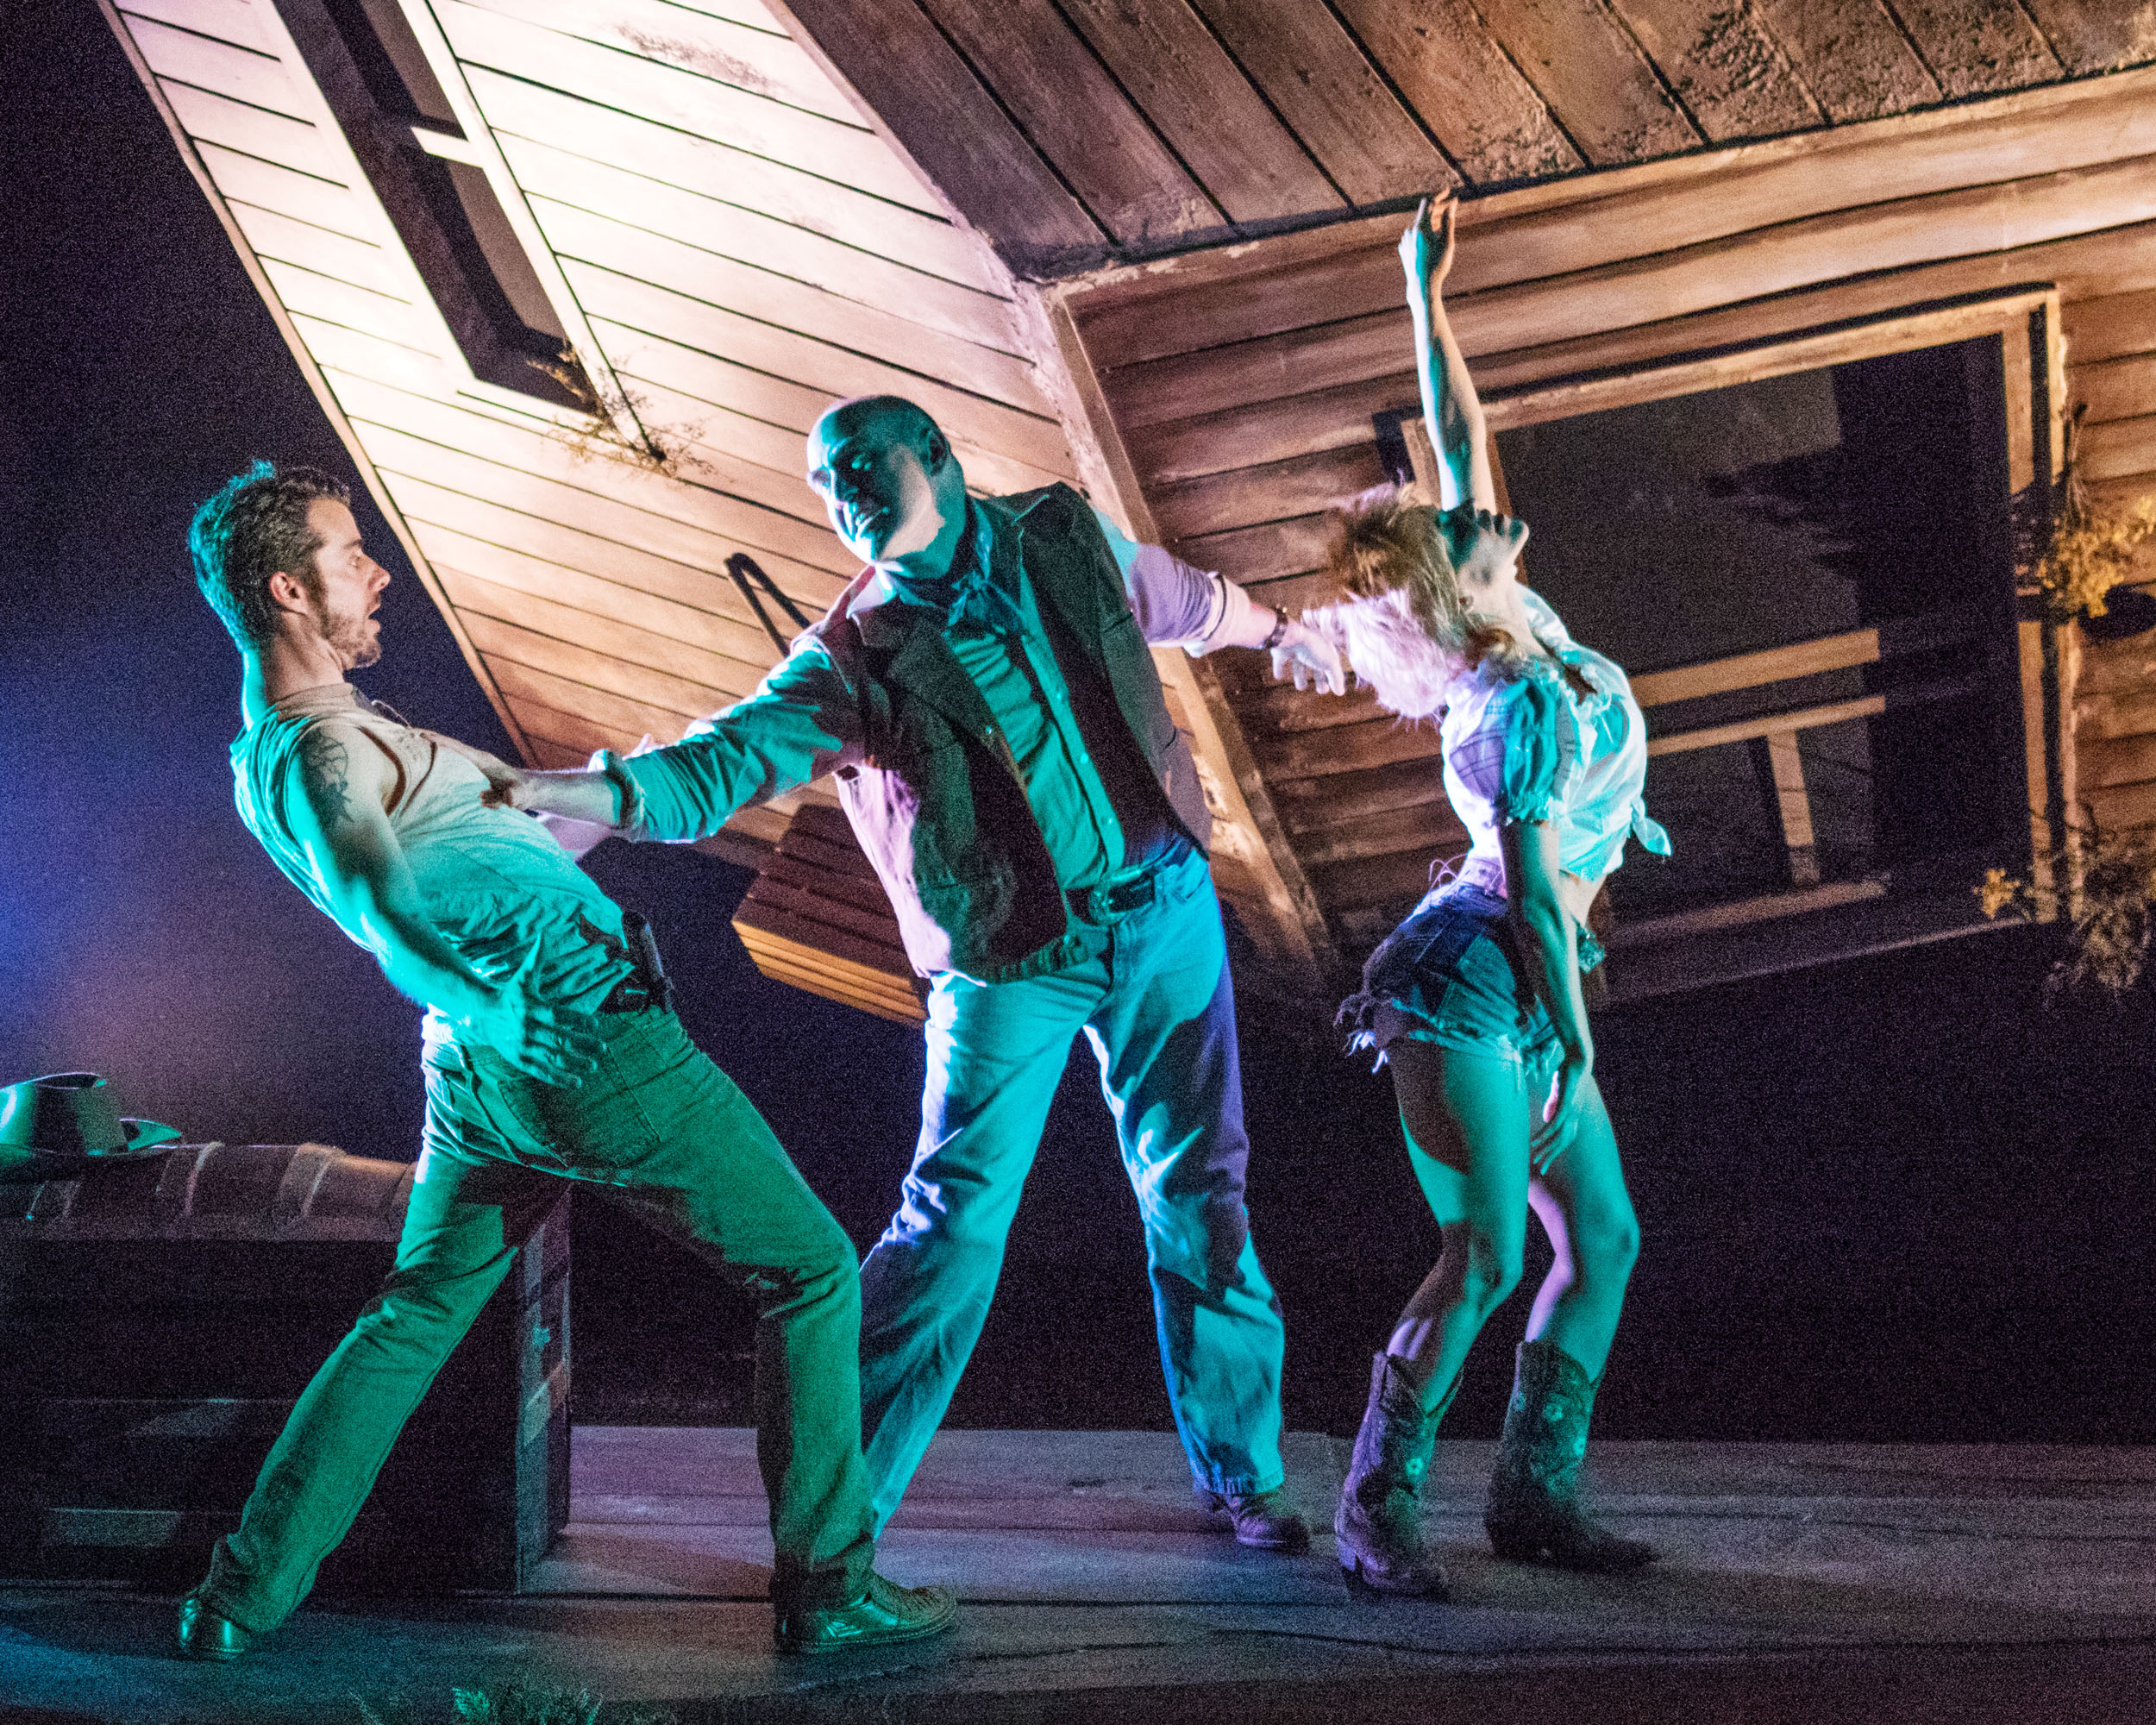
top-left (6, 4), bottom-right (2153, 1446)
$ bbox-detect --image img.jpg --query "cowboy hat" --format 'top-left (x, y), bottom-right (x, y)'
top-left (0, 1071), bottom-right (181, 1176)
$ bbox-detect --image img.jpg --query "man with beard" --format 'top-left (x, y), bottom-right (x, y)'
top-left (175, 461), bottom-right (952, 1659)
top-left (479, 398), bottom-right (1344, 1545)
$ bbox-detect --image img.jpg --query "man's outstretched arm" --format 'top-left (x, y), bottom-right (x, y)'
top-left (473, 644), bottom-right (868, 840)
top-left (285, 722), bottom-right (607, 1084)
top-left (1089, 505), bottom-right (1344, 694)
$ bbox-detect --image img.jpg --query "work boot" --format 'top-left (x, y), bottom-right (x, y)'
top-left (174, 1595), bottom-right (253, 1662)
top-left (773, 1571), bottom-right (957, 1655)
top-left (1484, 1339), bottom-right (1654, 1571)
top-left (1199, 1484), bottom-right (1311, 1552)
top-left (1334, 1352), bottom-right (1455, 1596)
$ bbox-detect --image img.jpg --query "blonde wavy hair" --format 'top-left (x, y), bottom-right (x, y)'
top-left (1305, 486), bottom-right (1527, 716)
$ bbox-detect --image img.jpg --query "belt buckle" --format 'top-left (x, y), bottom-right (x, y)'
top-left (1099, 873), bottom-right (1154, 920)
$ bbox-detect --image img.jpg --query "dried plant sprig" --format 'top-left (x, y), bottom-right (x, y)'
top-left (529, 347), bottom-right (705, 480)
top-left (2051, 829), bottom-right (2156, 997)
top-left (2035, 497), bottom-right (2156, 623)
top-left (1976, 866), bottom-right (2028, 921)
top-left (1977, 825), bottom-right (2156, 997)
top-left (2029, 405), bottom-right (2156, 624)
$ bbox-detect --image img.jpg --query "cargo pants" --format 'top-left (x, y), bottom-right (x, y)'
top-left (198, 1004), bottom-right (875, 1630)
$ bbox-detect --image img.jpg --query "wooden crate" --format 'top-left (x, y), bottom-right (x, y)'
top-left (0, 1142), bottom-right (569, 1592)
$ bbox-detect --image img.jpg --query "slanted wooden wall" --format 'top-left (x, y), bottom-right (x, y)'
top-left (103, 0), bottom-right (1334, 1008)
top-left (100, 0), bottom-right (1070, 863)
top-left (1044, 70), bottom-right (2156, 945)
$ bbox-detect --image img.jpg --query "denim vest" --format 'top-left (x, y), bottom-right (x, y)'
top-left (818, 485), bottom-right (1213, 982)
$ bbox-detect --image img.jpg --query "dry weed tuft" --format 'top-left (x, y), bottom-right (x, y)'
top-left (1978, 826), bottom-right (2156, 997)
top-left (2030, 406), bottom-right (2156, 624)
top-left (529, 347), bottom-right (708, 481)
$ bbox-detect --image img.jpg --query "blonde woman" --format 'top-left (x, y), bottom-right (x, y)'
top-left (1307, 198), bottom-right (1670, 1596)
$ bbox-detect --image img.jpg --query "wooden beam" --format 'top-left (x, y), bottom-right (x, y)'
top-left (1647, 678), bottom-right (1981, 758)
top-left (2074, 353), bottom-right (2156, 424)
top-left (1328, 0), bottom-right (1579, 184)
top-left (1607, 878), bottom-right (1888, 948)
top-left (1055, 0), bottom-right (1342, 225)
top-left (435, 0), bottom-right (931, 210)
top-left (1888, 0), bottom-right (2065, 97)
top-left (1751, 731), bottom-right (1821, 888)
top-left (1607, 0), bottom-right (1824, 140)
top-left (1751, 0), bottom-right (1941, 122)
top-left (1021, 284), bottom-right (1334, 975)
top-left (918, 0), bottom-right (1221, 250)
top-left (2021, 0), bottom-right (2156, 75)
top-left (455, 0), bottom-right (862, 122)
top-left (566, 265), bottom-right (1075, 480)
top-left (1062, 66), bottom-right (2156, 367)
top-left (2065, 285), bottom-right (2156, 364)
top-left (462, 66), bottom-right (1003, 292)
top-left (527, 198), bottom-right (1048, 416)
top-left (494, 134), bottom-right (1018, 357)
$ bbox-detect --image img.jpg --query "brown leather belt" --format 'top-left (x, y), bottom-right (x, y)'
top-left (1064, 841), bottom-right (1191, 925)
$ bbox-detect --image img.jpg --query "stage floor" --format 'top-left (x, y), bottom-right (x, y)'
top-left (7, 1429), bottom-right (2156, 1722)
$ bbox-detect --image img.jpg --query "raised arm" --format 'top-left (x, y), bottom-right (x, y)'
top-left (1402, 196), bottom-right (1496, 514)
top-left (284, 723), bottom-right (605, 1083)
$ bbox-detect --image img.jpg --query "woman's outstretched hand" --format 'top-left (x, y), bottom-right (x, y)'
top-left (1271, 615), bottom-right (1345, 695)
top-left (1398, 194), bottom-right (1458, 291)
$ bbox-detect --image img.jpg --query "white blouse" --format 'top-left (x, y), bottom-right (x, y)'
top-left (1439, 587), bottom-right (1670, 900)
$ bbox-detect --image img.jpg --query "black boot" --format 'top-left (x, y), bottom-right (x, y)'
top-left (1334, 1352), bottom-right (1456, 1596)
top-left (1484, 1339), bottom-right (1654, 1571)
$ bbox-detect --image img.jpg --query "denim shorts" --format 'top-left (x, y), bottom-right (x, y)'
top-left (1338, 883), bottom-right (1564, 1081)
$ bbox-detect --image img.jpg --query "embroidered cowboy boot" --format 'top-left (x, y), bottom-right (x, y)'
top-left (1334, 1352), bottom-right (1457, 1596)
top-left (1483, 1339), bottom-right (1654, 1571)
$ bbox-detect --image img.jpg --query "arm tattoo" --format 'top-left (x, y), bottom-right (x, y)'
top-left (298, 730), bottom-right (355, 830)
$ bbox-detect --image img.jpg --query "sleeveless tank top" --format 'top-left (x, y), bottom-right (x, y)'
top-left (231, 684), bottom-right (633, 1050)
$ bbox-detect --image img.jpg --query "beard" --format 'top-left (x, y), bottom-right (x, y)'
top-left (309, 592), bottom-right (382, 668)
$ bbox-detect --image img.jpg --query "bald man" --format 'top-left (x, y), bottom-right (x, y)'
top-left (494, 397), bottom-right (1342, 1544)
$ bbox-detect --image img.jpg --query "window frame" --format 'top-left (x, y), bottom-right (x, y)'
top-left (1402, 284), bottom-right (2069, 1001)
top-left (273, 0), bottom-right (642, 435)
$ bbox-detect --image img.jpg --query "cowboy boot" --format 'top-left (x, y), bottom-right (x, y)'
top-left (1483, 1339), bottom-right (1654, 1571)
top-left (1334, 1352), bottom-right (1457, 1596)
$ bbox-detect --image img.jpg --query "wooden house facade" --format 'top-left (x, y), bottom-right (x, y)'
top-left (105, 0), bottom-right (2156, 1014)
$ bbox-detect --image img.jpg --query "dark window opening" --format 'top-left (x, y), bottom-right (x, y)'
top-left (276, 0), bottom-right (596, 411)
top-left (320, 0), bottom-right (459, 129)
top-left (1493, 336), bottom-right (2026, 936)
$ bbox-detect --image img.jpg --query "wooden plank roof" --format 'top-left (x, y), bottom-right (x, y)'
top-left (776, 0), bottom-right (2155, 278)
top-left (99, 0), bottom-right (1332, 1005)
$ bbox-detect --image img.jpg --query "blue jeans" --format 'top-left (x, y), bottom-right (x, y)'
top-left (199, 1007), bottom-right (874, 1630)
top-left (856, 851), bottom-right (1286, 1528)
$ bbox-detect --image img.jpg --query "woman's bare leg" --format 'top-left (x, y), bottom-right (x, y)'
top-left (1381, 1039), bottom-right (1532, 1409)
top-left (1521, 1075), bottom-right (1638, 1380)
top-left (1335, 1035), bottom-right (1532, 1592)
